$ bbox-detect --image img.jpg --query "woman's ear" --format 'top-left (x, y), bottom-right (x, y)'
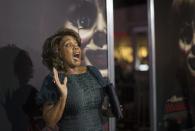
top-left (58, 48), bottom-right (65, 66)
top-left (55, 44), bottom-right (62, 59)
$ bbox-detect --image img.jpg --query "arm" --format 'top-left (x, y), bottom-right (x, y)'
top-left (42, 68), bottom-right (68, 128)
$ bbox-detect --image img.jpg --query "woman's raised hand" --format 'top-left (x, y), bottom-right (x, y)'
top-left (53, 67), bottom-right (68, 97)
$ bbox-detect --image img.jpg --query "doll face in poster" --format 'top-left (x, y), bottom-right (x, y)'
top-left (179, 21), bottom-right (195, 76)
top-left (63, 0), bottom-right (108, 77)
top-left (173, 0), bottom-right (195, 76)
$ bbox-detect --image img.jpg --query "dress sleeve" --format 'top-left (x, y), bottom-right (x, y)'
top-left (36, 74), bottom-right (60, 107)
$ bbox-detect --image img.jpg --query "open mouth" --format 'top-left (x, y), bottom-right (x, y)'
top-left (73, 52), bottom-right (80, 61)
top-left (86, 49), bottom-right (107, 69)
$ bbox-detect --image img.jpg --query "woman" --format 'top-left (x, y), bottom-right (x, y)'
top-left (36, 28), bottom-right (120, 131)
top-left (63, 0), bottom-right (108, 77)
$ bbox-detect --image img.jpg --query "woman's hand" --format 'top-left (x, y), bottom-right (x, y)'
top-left (53, 67), bottom-right (68, 97)
top-left (42, 68), bottom-right (68, 127)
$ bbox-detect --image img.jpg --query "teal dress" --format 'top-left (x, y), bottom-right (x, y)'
top-left (36, 66), bottom-right (106, 131)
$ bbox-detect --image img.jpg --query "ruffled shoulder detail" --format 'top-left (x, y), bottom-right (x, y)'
top-left (36, 74), bottom-right (60, 106)
top-left (87, 65), bottom-right (109, 87)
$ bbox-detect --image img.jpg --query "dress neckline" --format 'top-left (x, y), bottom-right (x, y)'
top-left (62, 66), bottom-right (89, 77)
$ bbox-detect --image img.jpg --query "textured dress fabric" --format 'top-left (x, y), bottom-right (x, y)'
top-left (36, 66), bottom-right (105, 131)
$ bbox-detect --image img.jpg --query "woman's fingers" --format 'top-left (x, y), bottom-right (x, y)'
top-left (52, 68), bottom-right (67, 97)
top-left (53, 67), bottom-right (67, 86)
top-left (63, 77), bottom-right (67, 85)
top-left (53, 67), bottom-right (61, 85)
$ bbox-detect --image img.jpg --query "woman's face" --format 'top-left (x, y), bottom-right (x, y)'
top-left (64, 0), bottom-right (107, 77)
top-left (58, 35), bottom-right (81, 68)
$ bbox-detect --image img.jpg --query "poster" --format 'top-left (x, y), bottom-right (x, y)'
top-left (153, 0), bottom-right (195, 130)
top-left (0, 0), bottom-right (109, 130)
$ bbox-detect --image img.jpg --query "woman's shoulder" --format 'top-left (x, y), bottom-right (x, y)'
top-left (86, 65), bottom-right (108, 87)
top-left (86, 65), bottom-right (100, 74)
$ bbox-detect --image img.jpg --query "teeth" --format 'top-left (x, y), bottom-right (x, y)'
top-left (73, 53), bottom-right (80, 58)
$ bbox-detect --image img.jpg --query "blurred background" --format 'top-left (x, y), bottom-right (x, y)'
top-left (113, 0), bottom-right (149, 131)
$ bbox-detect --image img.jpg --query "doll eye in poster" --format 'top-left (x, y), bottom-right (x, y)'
top-left (179, 22), bottom-right (193, 44)
top-left (68, 1), bottom-right (97, 29)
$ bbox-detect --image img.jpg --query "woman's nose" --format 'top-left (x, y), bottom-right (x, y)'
top-left (73, 45), bottom-right (80, 51)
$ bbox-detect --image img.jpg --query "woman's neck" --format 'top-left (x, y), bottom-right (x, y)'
top-left (64, 66), bottom-right (86, 75)
top-left (64, 67), bottom-right (77, 75)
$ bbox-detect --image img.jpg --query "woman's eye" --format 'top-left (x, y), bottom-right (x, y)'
top-left (64, 43), bottom-right (72, 48)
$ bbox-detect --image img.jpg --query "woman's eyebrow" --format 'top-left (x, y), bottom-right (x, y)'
top-left (62, 39), bottom-right (78, 45)
top-left (62, 39), bottom-right (72, 44)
